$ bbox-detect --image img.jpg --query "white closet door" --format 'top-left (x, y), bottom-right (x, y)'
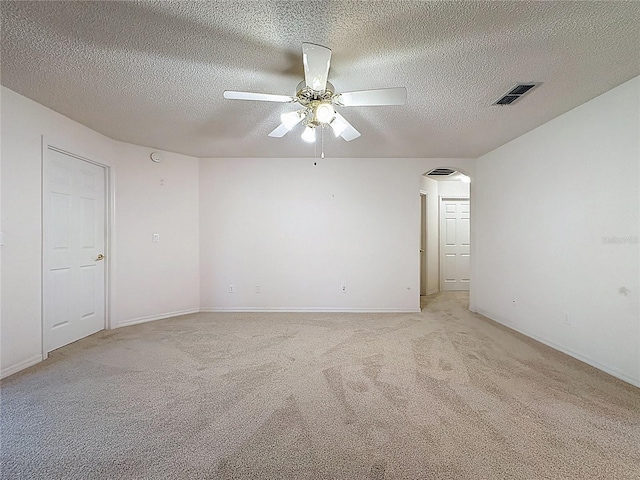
top-left (44, 148), bottom-right (106, 352)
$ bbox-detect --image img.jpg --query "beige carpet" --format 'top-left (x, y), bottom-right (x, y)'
top-left (1, 292), bottom-right (639, 479)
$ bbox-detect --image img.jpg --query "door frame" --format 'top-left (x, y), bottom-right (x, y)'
top-left (41, 137), bottom-right (113, 360)
top-left (420, 192), bottom-right (428, 297)
top-left (439, 196), bottom-right (470, 292)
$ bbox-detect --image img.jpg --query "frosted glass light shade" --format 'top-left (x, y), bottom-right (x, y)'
top-left (330, 115), bottom-right (348, 137)
top-left (301, 126), bottom-right (316, 143)
top-left (315, 103), bottom-right (335, 123)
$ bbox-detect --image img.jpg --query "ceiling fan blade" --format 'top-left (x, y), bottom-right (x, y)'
top-left (268, 124), bottom-right (291, 138)
top-left (333, 112), bottom-right (361, 141)
top-left (223, 91), bottom-right (294, 103)
top-left (336, 87), bottom-right (407, 106)
top-left (302, 43), bottom-right (331, 93)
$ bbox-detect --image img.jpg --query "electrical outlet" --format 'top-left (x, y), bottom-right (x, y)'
top-left (255, 285), bottom-right (261, 293)
top-left (563, 313), bottom-right (571, 325)
top-left (229, 284), bottom-right (235, 293)
top-left (341, 282), bottom-right (346, 293)
top-left (152, 233), bottom-right (160, 243)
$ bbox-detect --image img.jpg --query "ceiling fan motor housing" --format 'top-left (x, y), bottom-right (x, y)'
top-left (296, 80), bottom-right (334, 105)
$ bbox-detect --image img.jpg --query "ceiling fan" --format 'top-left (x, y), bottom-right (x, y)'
top-left (223, 43), bottom-right (407, 144)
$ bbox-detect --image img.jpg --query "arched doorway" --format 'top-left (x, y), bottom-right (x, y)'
top-left (420, 168), bottom-right (471, 308)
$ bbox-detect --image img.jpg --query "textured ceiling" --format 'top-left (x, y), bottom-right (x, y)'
top-left (2, 1), bottom-right (639, 159)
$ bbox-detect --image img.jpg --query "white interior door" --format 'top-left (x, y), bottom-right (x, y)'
top-left (43, 148), bottom-right (106, 353)
top-left (440, 198), bottom-right (470, 291)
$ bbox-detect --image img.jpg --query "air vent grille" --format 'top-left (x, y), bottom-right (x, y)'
top-left (496, 95), bottom-right (519, 105)
top-left (494, 82), bottom-right (541, 106)
top-left (427, 168), bottom-right (455, 177)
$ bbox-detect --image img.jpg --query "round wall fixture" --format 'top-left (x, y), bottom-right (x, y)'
top-left (150, 152), bottom-right (162, 163)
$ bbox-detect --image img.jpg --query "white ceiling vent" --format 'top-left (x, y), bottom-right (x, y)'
top-left (494, 83), bottom-right (541, 105)
top-left (427, 168), bottom-right (456, 177)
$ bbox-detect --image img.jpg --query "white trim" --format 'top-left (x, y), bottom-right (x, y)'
top-left (200, 307), bottom-right (421, 313)
top-left (419, 192), bottom-right (428, 298)
top-left (41, 138), bottom-right (46, 359)
top-left (477, 308), bottom-right (640, 388)
top-left (427, 288), bottom-right (440, 295)
top-left (1, 355), bottom-right (42, 379)
top-left (115, 308), bottom-right (200, 328)
top-left (106, 164), bottom-right (117, 329)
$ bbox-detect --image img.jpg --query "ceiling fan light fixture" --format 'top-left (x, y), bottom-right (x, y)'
top-left (280, 110), bottom-right (303, 130)
top-left (223, 42), bottom-right (406, 147)
top-left (315, 103), bottom-right (335, 124)
top-left (301, 125), bottom-right (316, 143)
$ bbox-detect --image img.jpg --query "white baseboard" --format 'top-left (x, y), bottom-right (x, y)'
top-left (1, 354), bottom-right (42, 379)
top-left (200, 307), bottom-right (421, 313)
top-left (115, 308), bottom-right (200, 328)
top-left (427, 288), bottom-right (440, 295)
top-left (476, 308), bottom-right (640, 388)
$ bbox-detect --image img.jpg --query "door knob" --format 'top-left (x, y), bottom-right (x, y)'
top-left (96, 254), bottom-right (104, 261)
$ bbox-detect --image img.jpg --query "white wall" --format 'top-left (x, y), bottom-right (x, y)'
top-left (473, 76), bottom-right (640, 387)
top-left (110, 141), bottom-right (200, 328)
top-left (200, 157), bottom-right (474, 312)
top-left (0, 87), bottom-right (200, 377)
top-left (438, 179), bottom-right (470, 198)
